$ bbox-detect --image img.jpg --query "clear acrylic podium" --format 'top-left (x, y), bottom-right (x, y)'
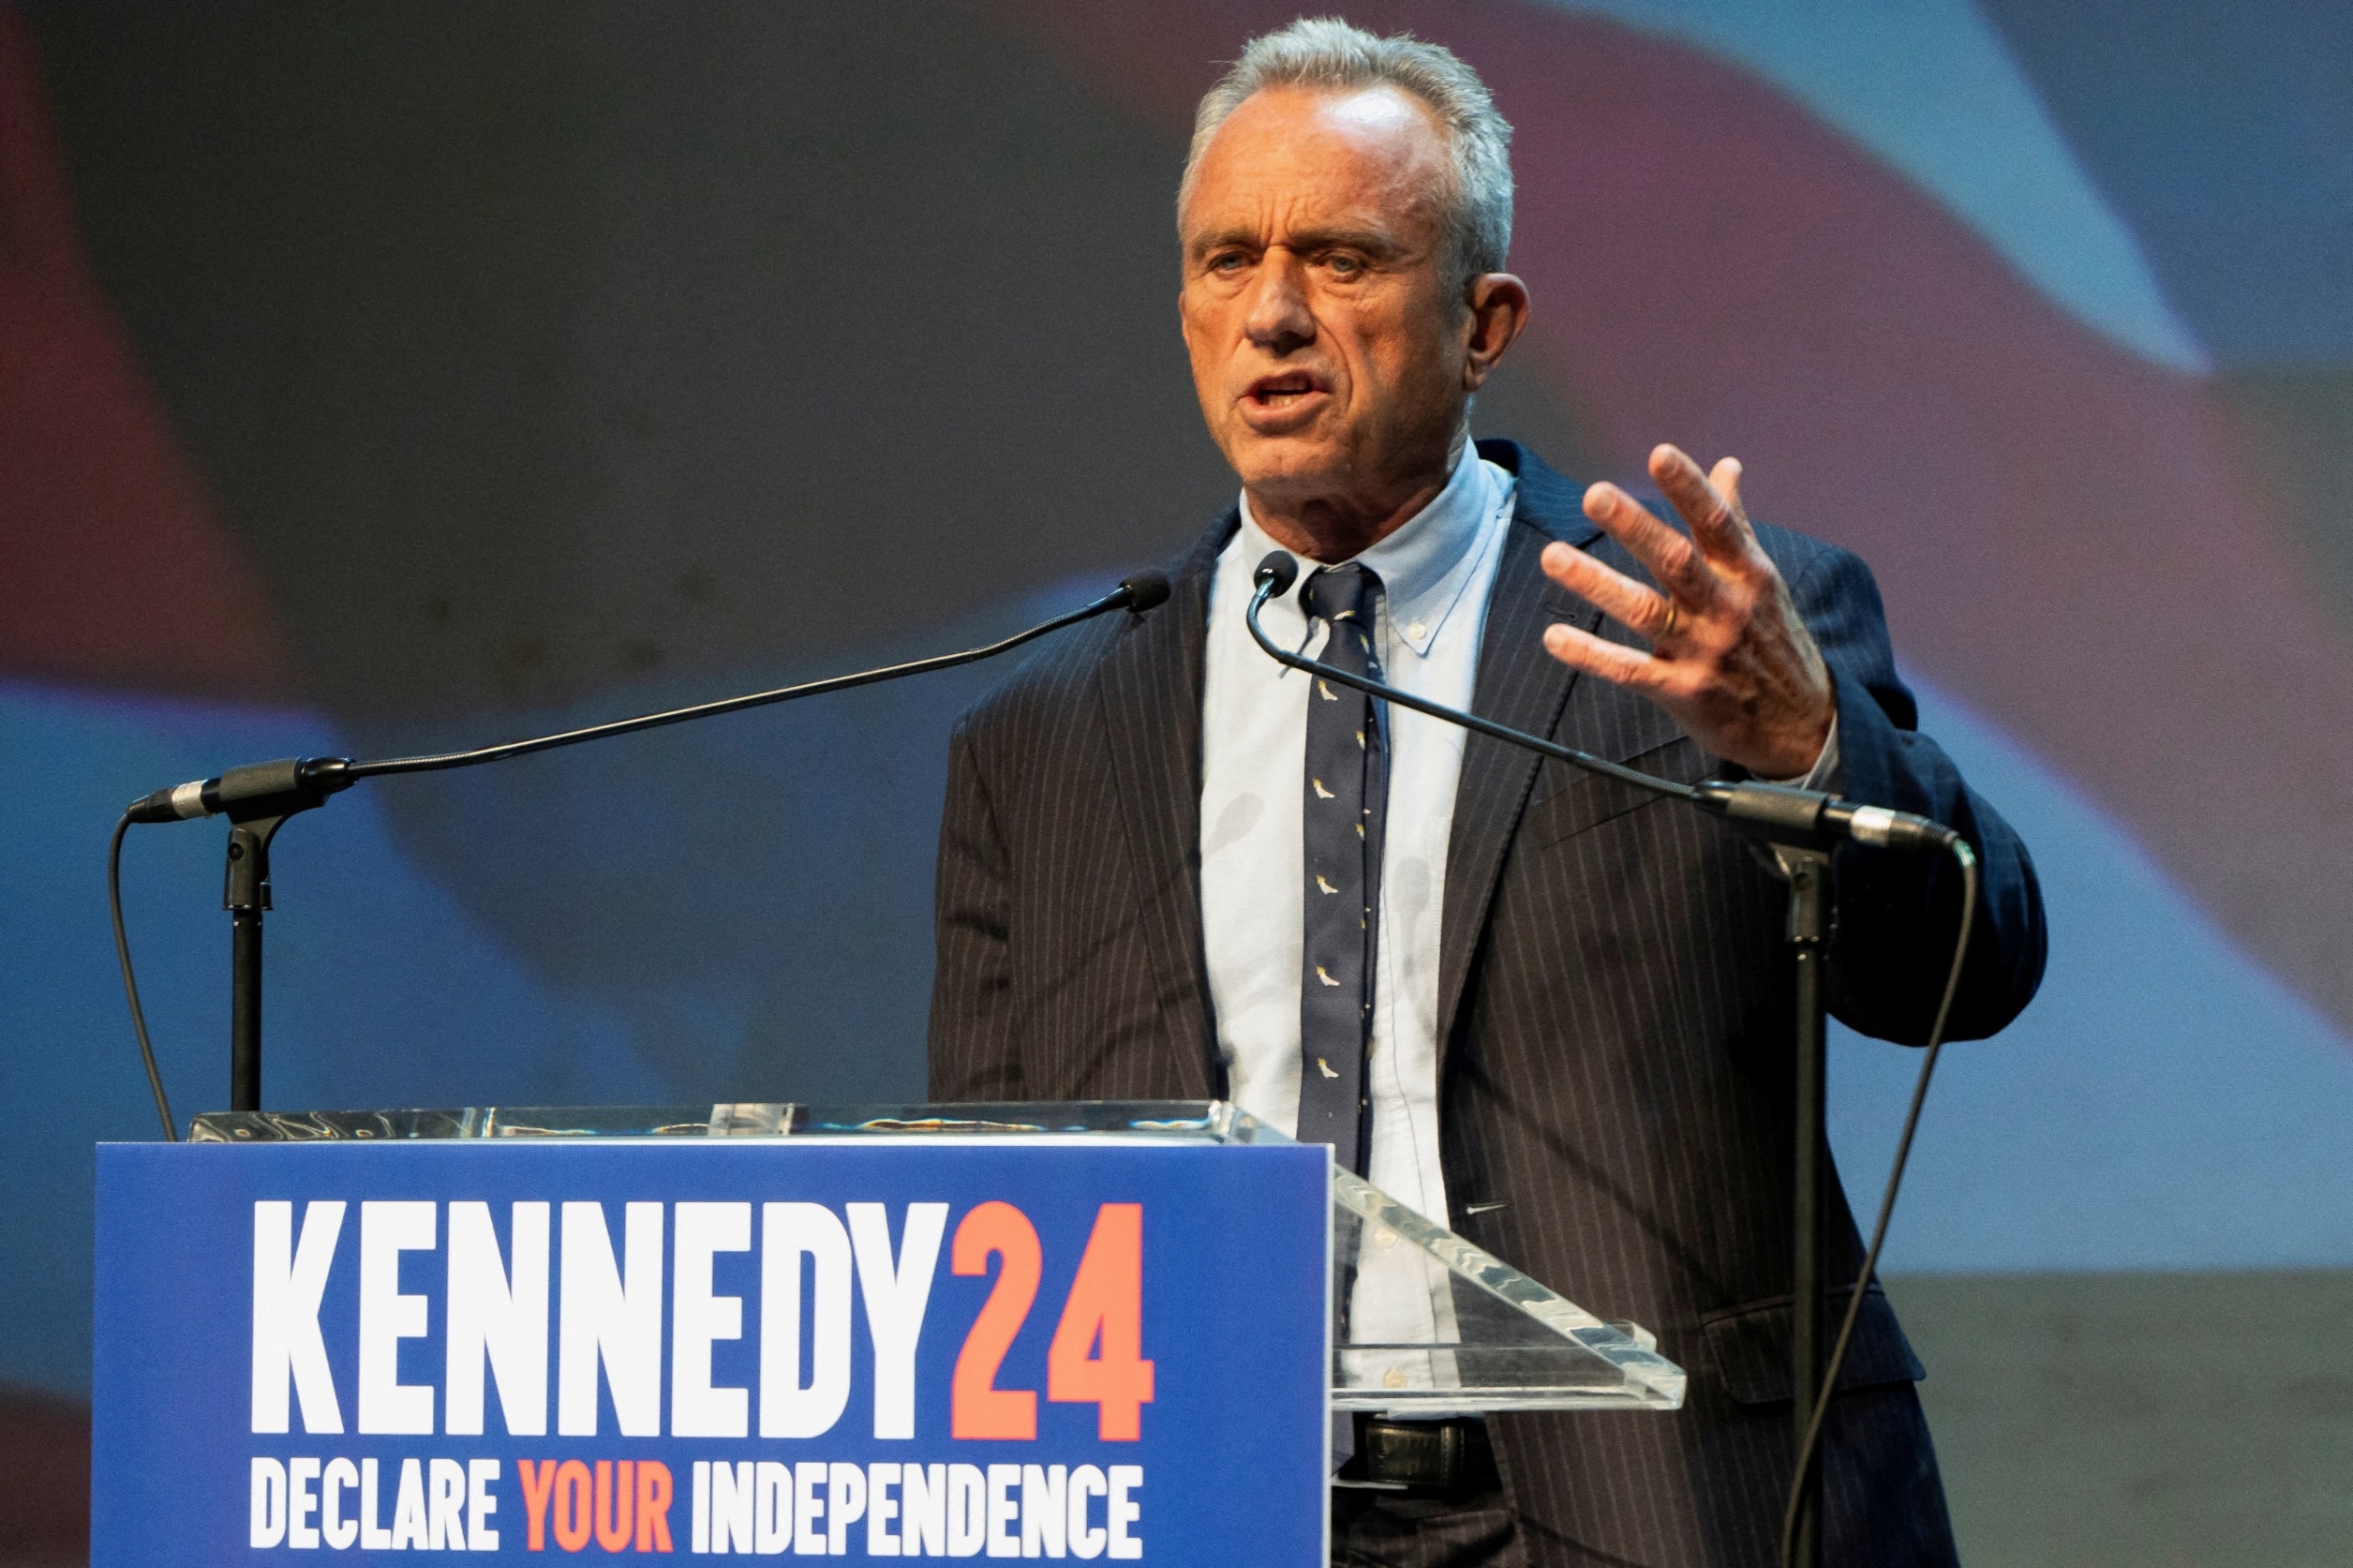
top-left (191, 1098), bottom-right (1686, 1418)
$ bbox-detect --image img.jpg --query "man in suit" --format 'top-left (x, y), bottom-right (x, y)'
top-left (929, 18), bottom-right (2045, 1566)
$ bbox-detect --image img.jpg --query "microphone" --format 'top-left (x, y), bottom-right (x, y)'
top-left (1121, 569), bottom-right (1171, 614)
top-left (1248, 550), bottom-right (1955, 855)
top-left (1255, 549), bottom-right (1301, 598)
top-left (126, 569), bottom-right (1173, 824)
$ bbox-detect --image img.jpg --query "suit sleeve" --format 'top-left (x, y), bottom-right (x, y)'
top-left (927, 716), bottom-right (1027, 1098)
top-left (1792, 545), bottom-right (2049, 1043)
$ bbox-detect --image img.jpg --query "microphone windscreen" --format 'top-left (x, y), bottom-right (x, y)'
top-left (1253, 550), bottom-right (1300, 597)
top-left (1120, 570), bottom-right (1172, 614)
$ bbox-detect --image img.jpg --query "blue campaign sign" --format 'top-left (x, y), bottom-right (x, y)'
top-left (93, 1138), bottom-right (1329, 1563)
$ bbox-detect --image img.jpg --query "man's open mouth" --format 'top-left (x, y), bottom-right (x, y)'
top-left (1245, 372), bottom-right (1327, 409)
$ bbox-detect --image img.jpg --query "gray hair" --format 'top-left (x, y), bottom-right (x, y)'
top-left (1178, 18), bottom-right (1514, 289)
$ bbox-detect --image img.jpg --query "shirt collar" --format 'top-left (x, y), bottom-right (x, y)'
top-left (1235, 440), bottom-right (1510, 659)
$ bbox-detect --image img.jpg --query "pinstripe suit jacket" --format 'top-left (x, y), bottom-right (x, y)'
top-left (929, 440), bottom-right (2047, 1567)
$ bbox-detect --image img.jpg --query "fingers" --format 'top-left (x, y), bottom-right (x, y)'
top-left (1543, 621), bottom-right (1694, 692)
top-left (1540, 540), bottom-right (1679, 643)
top-left (1541, 620), bottom-right (1676, 692)
top-left (1579, 480), bottom-right (1718, 610)
top-left (1546, 447), bottom-right (1834, 775)
top-left (1648, 444), bottom-right (1768, 570)
top-left (1710, 454), bottom-right (1744, 519)
top-left (1558, 446), bottom-right (1776, 658)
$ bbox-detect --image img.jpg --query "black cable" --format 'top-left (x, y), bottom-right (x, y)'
top-left (109, 813), bottom-right (178, 1141)
top-left (1779, 839), bottom-right (1978, 1568)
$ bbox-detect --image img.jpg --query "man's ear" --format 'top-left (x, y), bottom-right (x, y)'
top-left (1461, 273), bottom-right (1531, 391)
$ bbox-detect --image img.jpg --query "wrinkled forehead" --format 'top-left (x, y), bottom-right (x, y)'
top-left (1181, 83), bottom-right (1451, 244)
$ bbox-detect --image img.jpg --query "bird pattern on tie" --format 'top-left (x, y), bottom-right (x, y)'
top-left (1296, 564), bottom-right (1388, 1174)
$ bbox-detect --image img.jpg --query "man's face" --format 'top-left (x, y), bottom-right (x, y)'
top-left (1178, 85), bottom-right (1471, 520)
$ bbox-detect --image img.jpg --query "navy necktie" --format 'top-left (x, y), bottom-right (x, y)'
top-left (1296, 564), bottom-right (1388, 1174)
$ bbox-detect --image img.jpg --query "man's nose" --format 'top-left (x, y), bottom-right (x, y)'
top-left (1243, 251), bottom-right (1315, 352)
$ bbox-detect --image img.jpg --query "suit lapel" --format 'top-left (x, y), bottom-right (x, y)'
top-left (1092, 519), bottom-right (1234, 1097)
top-left (1435, 450), bottom-right (1603, 1066)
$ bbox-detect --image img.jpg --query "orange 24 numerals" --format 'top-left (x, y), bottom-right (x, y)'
top-left (950, 1202), bottom-right (1156, 1442)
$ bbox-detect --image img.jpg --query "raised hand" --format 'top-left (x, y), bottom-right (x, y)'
top-left (1538, 444), bottom-right (1834, 779)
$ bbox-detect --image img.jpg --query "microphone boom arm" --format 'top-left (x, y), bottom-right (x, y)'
top-left (134, 574), bottom-right (1170, 825)
top-left (1246, 576), bottom-right (1704, 804)
top-left (1242, 568), bottom-right (1955, 855)
top-left (116, 569), bottom-right (1172, 1118)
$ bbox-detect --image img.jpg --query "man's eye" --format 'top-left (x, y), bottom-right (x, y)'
top-left (1324, 253), bottom-right (1365, 277)
top-left (1209, 253), bottom-right (1248, 273)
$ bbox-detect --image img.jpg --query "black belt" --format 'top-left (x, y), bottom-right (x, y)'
top-left (1337, 1415), bottom-right (1500, 1495)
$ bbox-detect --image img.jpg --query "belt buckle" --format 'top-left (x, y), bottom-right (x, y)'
top-left (1346, 1414), bottom-right (1478, 1493)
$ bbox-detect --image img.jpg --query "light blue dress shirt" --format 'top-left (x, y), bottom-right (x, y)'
top-left (1201, 442), bottom-right (1514, 1367)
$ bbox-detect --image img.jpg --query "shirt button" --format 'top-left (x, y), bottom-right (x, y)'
top-left (1406, 621), bottom-right (1426, 641)
top-left (1384, 1368), bottom-right (1408, 1389)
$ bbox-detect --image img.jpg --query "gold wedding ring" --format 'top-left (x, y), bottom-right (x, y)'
top-left (1658, 600), bottom-right (1679, 639)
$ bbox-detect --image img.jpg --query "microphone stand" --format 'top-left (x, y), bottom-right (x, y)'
top-left (1784, 840), bottom-right (1831, 1568)
top-left (1245, 555), bottom-right (1965, 1568)
top-left (126, 572), bottom-right (1171, 1115)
